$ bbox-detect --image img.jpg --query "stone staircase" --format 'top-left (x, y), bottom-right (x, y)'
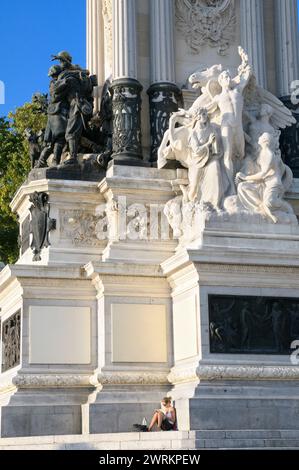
top-left (0, 430), bottom-right (299, 450)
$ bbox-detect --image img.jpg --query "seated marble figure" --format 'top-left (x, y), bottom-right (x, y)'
top-left (159, 47), bottom-right (297, 242)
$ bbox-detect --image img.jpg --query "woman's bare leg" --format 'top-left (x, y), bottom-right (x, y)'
top-left (148, 411), bottom-right (164, 431)
top-left (148, 412), bottom-right (159, 431)
top-left (157, 412), bottom-right (163, 429)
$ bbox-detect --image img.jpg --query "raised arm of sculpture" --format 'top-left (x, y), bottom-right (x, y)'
top-left (234, 46), bottom-right (252, 91)
top-left (159, 47), bottom-right (297, 245)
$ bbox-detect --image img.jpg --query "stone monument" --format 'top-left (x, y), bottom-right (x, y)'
top-left (1, 0), bottom-right (299, 446)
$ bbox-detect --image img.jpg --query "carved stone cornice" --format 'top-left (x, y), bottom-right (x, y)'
top-left (98, 371), bottom-right (170, 386)
top-left (196, 364), bottom-right (299, 380)
top-left (168, 366), bottom-right (199, 385)
top-left (168, 364), bottom-right (299, 384)
top-left (12, 374), bottom-right (98, 389)
top-left (162, 247), bottom-right (299, 280)
top-left (195, 262), bottom-right (299, 275)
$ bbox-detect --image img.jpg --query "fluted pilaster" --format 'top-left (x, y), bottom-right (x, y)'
top-left (150, 0), bottom-right (175, 84)
top-left (86, 0), bottom-right (105, 110)
top-left (111, 0), bottom-right (143, 164)
top-left (240, 0), bottom-right (267, 87)
top-left (274, 0), bottom-right (299, 97)
top-left (112, 0), bottom-right (137, 79)
top-left (147, 0), bottom-right (181, 164)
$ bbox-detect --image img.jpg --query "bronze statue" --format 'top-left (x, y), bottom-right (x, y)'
top-left (53, 51), bottom-right (96, 165)
top-left (24, 128), bottom-right (44, 168)
top-left (36, 51), bottom-right (97, 168)
top-left (33, 51), bottom-right (114, 172)
top-left (36, 64), bottom-right (69, 167)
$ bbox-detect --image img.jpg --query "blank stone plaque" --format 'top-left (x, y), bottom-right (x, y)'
top-left (29, 306), bottom-right (91, 364)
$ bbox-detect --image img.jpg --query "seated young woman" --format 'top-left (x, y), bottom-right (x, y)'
top-left (148, 397), bottom-right (176, 432)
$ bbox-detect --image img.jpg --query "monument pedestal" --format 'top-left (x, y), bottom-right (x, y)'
top-left (162, 218), bottom-right (299, 432)
top-left (84, 259), bottom-right (173, 434)
top-left (0, 165), bottom-right (176, 437)
top-left (0, 264), bottom-right (97, 437)
top-left (1, 165), bottom-right (299, 437)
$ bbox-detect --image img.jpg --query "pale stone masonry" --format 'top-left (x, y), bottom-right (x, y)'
top-left (274, 0), bottom-right (299, 97)
top-left (1, 0), bottom-right (299, 447)
top-left (240, 0), bottom-right (267, 87)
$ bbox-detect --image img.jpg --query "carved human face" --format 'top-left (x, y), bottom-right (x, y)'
top-left (198, 109), bottom-right (208, 124)
top-left (218, 71), bottom-right (232, 89)
top-left (258, 133), bottom-right (272, 148)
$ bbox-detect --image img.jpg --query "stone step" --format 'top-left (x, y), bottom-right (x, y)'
top-left (200, 439), bottom-right (299, 449)
top-left (0, 430), bottom-right (299, 450)
top-left (192, 429), bottom-right (299, 439)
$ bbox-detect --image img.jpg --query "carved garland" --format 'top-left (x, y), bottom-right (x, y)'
top-left (98, 371), bottom-right (170, 386)
top-left (13, 374), bottom-right (99, 388)
top-left (168, 364), bottom-right (299, 384)
top-left (196, 364), bottom-right (299, 380)
top-left (175, 0), bottom-right (236, 55)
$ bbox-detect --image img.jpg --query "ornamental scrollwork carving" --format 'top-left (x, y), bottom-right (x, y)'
top-left (147, 84), bottom-right (182, 163)
top-left (175, 0), bottom-right (236, 55)
top-left (60, 210), bottom-right (105, 246)
top-left (98, 371), bottom-right (170, 385)
top-left (12, 374), bottom-right (98, 388)
top-left (196, 364), bottom-right (299, 380)
top-left (111, 80), bottom-right (143, 158)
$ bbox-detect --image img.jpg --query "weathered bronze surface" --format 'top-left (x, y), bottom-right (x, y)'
top-left (209, 294), bottom-right (299, 354)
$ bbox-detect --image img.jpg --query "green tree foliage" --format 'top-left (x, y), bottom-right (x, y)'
top-left (0, 99), bottom-right (47, 265)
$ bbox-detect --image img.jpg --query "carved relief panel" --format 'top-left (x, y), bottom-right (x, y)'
top-left (175, 0), bottom-right (236, 55)
top-left (209, 294), bottom-right (299, 354)
top-left (2, 310), bottom-right (21, 372)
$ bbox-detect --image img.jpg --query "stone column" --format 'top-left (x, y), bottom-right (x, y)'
top-left (147, 0), bottom-right (182, 164)
top-left (274, 0), bottom-right (299, 98)
top-left (274, 0), bottom-right (299, 178)
top-left (240, 0), bottom-right (267, 88)
top-left (86, 0), bottom-right (105, 111)
top-left (111, 0), bottom-right (143, 165)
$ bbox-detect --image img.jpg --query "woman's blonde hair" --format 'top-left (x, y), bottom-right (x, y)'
top-left (162, 396), bottom-right (172, 405)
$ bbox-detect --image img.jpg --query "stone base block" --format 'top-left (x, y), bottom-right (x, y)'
top-left (188, 398), bottom-right (299, 431)
top-left (28, 159), bottom-right (105, 182)
top-left (0, 404), bottom-right (81, 438)
top-left (0, 385), bottom-right (93, 438)
top-left (89, 402), bottom-right (160, 434)
top-left (174, 381), bottom-right (299, 431)
top-left (89, 385), bottom-right (170, 434)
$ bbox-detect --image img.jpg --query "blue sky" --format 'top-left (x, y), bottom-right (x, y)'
top-left (0, 0), bottom-right (86, 117)
top-left (0, 1), bottom-right (299, 118)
